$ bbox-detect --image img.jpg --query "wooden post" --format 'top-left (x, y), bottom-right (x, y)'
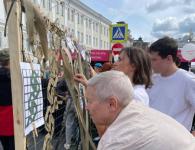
top-left (5, 0), bottom-right (26, 149)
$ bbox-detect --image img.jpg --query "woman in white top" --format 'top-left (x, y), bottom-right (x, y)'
top-left (74, 47), bottom-right (152, 106)
top-left (112, 47), bottom-right (152, 106)
top-left (74, 47), bottom-right (152, 136)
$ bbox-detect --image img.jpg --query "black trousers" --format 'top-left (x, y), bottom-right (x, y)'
top-left (0, 136), bottom-right (15, 150)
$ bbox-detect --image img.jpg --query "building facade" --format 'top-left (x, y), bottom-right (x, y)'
top-left (0, 0), bottom-right (112, 50)
top-left (64, 0), bottom-right (111, 50)
top-left (133, 37), bottom-right (149, 50)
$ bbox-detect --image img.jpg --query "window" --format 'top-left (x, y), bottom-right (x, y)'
top-left (93, 37), bottom-right (95, 46)
top-left (96, 38), bottom-right (98, 47)
top-left (100, 25), bottom-right (102, 34)
top-left (93, 22), bottom-right (95, 30)
top-left (81, 15), bottom-right (84, 25)
top-left (68, 8), bottom-right (70, 20)
top-left (104, 41), bottom-right (106, 48)
top-left (86, 18), bottom-right (88, 28)
top-left (89, 35), bottom-right (91, 45)
top-left (56, 2), bottom-right (59, 14)
top-left (81, 33), bottom-right (84, 43)
top-left (89, 19), bottom-right (91, 29)
top-left (77, 31), bottom-right (80, 41)
top-left (48, 0), bottom-right (52, 10)
top-left (86, 35), bottom-right (88, 44)
top-left (96, 23), bottom-right (98, 32)
top-left (100, 40), bottom-right (102, 48)
top-left (77, 14), bottom-right (80, 24)
top-left (71, 10), bottom-right (74, 22)
top-left (61, 5), bottom-right (64, 16)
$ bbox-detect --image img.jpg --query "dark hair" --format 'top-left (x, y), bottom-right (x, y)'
top-left (0, 48), bottom-right (9, 67)
top-left (121, 47), bottom-right (152, 88)
top-left (149, 36), bottom-right (178, 62)
top-left (0, 60), bottom-right (9, 67)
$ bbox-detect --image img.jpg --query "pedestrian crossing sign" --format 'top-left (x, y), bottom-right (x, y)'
top-left (110, 24), bottom-right (128, 43)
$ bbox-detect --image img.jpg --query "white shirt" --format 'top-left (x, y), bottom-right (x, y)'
top-left (97, 101), bottom-right (195, 150)
top-left (147, 69), bottom-right (195, 130)
top-left (134, 84), bottom-right (149, 106)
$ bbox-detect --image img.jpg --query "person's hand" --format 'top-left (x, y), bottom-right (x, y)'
top-left (90, 66), bottom-right (97, 77)
top-left (74, 74), bottom-right (88, 87)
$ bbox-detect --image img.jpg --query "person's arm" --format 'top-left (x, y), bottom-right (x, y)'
top-left (74, 74), bottom-right (88, 87)
top-left (90, 65), bottom-right (97, 77)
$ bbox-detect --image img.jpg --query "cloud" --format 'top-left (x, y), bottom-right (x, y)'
top-left (151, 31), bottom-right (175, 38)
top-left (179, 15), bottom-right (195, 33)
top-left (146, 0), bottom-right (194, 13)
top-left (151, 17), bottom-right (178, 38)
top-left (151, 14), bottom-right (195, 38)
top-left (146, 1), bottom-right (173, 13)
top-left (182, 6), bottom-right (195, 14)
top-left (184, 0), bottom-right (193, 4)
top-left (152, 17), bottom-right (178, 32)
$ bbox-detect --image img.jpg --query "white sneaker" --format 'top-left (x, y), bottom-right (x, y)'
top-left (64, 143), bottom-right (70, 150)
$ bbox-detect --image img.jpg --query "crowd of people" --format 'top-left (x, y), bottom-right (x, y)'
top-left (1, 36), bottom-right (195, 150)
top-left (74, 36), bottom-right (195, 150)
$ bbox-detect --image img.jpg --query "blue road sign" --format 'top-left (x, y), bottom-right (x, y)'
top-left (110, 24), bottom-right (128, 43)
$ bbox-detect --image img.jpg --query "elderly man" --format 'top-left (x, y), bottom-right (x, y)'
top-left (85, 70), bottom-right (195, 150)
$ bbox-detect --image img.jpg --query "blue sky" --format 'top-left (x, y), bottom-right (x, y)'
top-left (80, 0), bottom-right (195, 42)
